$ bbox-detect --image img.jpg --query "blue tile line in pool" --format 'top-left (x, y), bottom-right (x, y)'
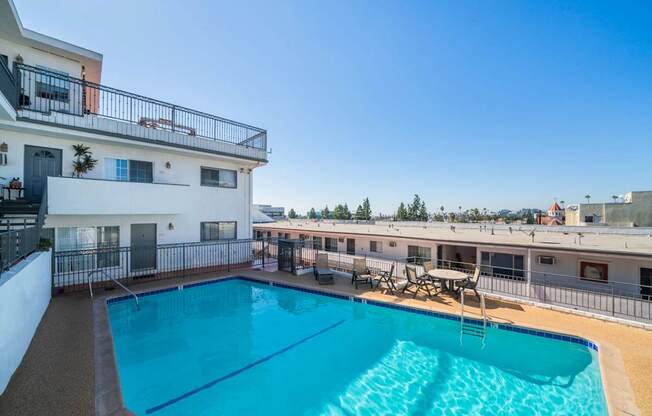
top-left (106, 275), bottom-right (598, 352)
top-left (144, 319), bottom-right (347, 414)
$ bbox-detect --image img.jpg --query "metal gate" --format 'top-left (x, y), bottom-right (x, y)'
top-left (278, 239), bottom-right (297, 274)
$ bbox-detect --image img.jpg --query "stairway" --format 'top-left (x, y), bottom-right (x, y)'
top-left (0, 200), bottom-right (40, 231)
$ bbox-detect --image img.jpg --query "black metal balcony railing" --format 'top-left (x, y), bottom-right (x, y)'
top-left (13, 63), bottom-right (267, 161)
top-left (0, 58), bottom-right (17, 108)
top-left (0, 185), bottom-right (48, 273)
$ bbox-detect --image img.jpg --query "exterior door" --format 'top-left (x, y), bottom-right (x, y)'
top-left (130, 224), bottom-right (157, 271)
top-left (24, 145), bottom-right (62, 202)
top-left (346, 238), bottom-right (355, 255)
top-left (641, 268), bottom-right (652, 300)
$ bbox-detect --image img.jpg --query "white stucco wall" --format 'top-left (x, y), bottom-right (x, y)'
top-left (0, 128), bottom-right (256, 245)
top-left (0, 250), bottom-right (52, 394)
top-left (0, 37), bottom-right (83, 76)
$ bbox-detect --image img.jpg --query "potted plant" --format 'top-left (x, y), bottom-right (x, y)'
top-left (72, 144), bottom-right (98, 178)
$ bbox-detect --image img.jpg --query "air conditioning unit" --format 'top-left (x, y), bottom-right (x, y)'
top-left (389, 241), bottom-right (397, 247)
top-left (538, 255), bottom-right (556, 265)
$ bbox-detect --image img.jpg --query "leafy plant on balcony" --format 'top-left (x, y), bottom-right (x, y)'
top-left (72, 144), bottom-right (98, 178)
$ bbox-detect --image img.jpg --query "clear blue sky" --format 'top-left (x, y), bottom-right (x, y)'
top-left (16, 0), bottom-right (652, 215)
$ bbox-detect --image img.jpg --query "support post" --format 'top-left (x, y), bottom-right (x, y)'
top-left (526, 248), bottom-right (532, 298)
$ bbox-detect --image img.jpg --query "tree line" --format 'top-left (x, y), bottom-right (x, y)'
top-left (288, 198), bottom-right (372, 220)
top-left (288, 195), bottom-right (430, 221)
top-left (287, 195), bottom-right (538, 224)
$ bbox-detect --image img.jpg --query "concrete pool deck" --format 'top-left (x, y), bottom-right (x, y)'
top-left (1, 267), bottom-right (650, 415)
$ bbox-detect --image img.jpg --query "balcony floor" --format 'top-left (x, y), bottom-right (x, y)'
top-left (17, 109), bottom-right (267, 162)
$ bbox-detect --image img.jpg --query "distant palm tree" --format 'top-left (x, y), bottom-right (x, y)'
top-left (585, 194), bottom-right (591, 203)
top-left (458, 205), bottom-right (462, 213)
top-left (559, 200), bottom-right (565, 208)
top-left (612, 195), bottom-right (619, 203)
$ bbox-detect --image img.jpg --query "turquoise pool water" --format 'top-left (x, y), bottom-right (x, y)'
top-left (107, 278), bottom-right (607, 415)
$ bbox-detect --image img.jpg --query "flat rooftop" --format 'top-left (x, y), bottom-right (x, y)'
top-left (254, 221), bottom-right (652, 258)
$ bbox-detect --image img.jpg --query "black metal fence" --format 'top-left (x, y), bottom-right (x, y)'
top-left (433, 258), bottom-right (652, 323)
top-left (53, 238), bottom-right (278, 291)
top-left (0, 58), bottom-right (16, 108)
top-left (269, 238), bottom-right (398, 277)
top-left (13, 63), bottom-right (267, 160)
top-left (270, 244), bottom-right (652, 323)
top-left (51, 237), bottom-right (652, 323)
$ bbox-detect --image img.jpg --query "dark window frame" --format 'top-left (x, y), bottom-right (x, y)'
top-left (324, 237), bottom-right (338, 252)
top-left (200, 221), bottom-right (237, 241)
top-left (641, 268), bottom-right (652, 300)
top-left (97, 226), bottom-right (120, 268)
top-left (200, 167), bottom-right (237, 188)
top-left (407, 245), bottom-right (431, 264)
top-left (370, 240), bottom-right (382, 253)
top-left (580, 261), bottom-right (609, 283)
top-left (128, 160), bottom-right (153, 183)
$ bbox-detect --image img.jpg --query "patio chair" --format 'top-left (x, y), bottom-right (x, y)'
top-left (374, 264), bottom-right (401, 293)
top-left (351, 258), bottom-right (373, 289)
top-left (456, 266), bottom-right (481, 301)
top-left (313, 253), bottom-right (334, 285)
top-left (403, 265), bottom-right (439, 298)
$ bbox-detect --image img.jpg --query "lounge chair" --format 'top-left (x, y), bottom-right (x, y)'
top-left (456, 266), bottom-right (481, 301)
top-left (403, 265), bottom-right (439, 298)
top-left (313, 253), bottom-right (334, 285)
top-left (351, 258), bottom-right (373, 289)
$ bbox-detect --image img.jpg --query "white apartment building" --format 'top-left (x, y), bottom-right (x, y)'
top-left (254, 221), bottom-right (652, 297)
top-left (0, 0), bottom-right (267, 263)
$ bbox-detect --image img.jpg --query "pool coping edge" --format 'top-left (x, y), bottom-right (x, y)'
top-left (97, 273), bottom-right (620, 416)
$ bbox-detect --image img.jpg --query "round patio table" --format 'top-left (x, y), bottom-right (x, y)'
top-left (427, 269), bottom-right (469, 294)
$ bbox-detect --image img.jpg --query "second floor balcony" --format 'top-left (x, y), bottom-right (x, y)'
top-left (47, 176), bottom-right (191, 216)
top-left (10, 64), bottom-right (268, 162)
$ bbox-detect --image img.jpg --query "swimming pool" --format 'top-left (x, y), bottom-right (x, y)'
top-left (107, 277), bottom-right (607, 415)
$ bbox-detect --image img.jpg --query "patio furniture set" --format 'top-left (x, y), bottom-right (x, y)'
top-left (313, 253), bottom-right (481, 300)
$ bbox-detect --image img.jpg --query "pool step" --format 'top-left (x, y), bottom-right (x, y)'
top-left (461, 322), bottom-right (485, 338)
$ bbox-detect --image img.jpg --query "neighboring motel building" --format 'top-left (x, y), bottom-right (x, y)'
top-left (253, 204), bottom-right (285, 221)
top-left (565, 191), bottom-right (652, 227)
top-left (254, 221), bottom-right (652, 296)
top-left (0, 0), bottom-right (267, 256)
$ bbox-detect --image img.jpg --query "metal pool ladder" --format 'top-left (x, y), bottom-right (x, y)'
top-left (88, 270), bottom-right (140, 310)
top-left (459, 289), bottom-right (487, 348)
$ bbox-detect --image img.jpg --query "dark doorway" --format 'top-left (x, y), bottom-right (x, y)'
top-left (346, 238), bottom-right (355, 255)
top-left (24, 145), bottom-right (62, 202)
top-left (130, 223), bottom-right (157, 271)
top-left (641, 268), bottom-right (652, 300)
